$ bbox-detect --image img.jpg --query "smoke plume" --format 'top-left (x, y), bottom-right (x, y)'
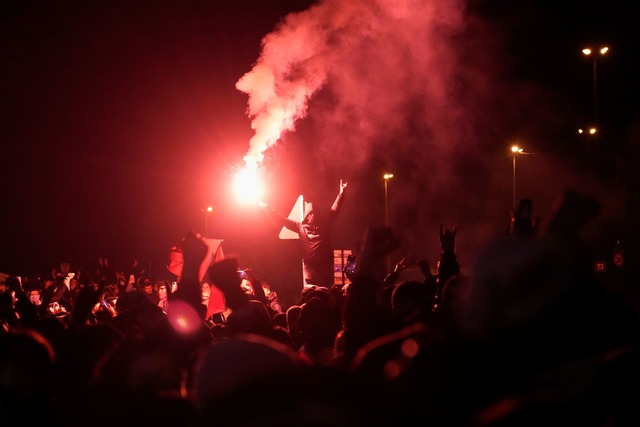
top-left (235, 0), bottom-right (613, 265)
top-left (235, 0), bottom-right (481, 168)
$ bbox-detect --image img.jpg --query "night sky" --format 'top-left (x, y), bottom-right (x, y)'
top-left (1, 0), bottom-right (638, 305)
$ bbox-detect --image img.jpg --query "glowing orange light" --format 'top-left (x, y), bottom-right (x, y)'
top-left (582, 46), bottom-right (609, 56)
top-left (166, 300), bottom-right (201, 335)
top-left (579, 128), bottom-right (597, 135)
top-left (511, 145), bottom-right (523, 153)
top-left (233, 165), bottom-right (265, 204)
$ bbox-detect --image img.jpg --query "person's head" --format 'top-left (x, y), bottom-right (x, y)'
top-left (304, 211), bottom-right (316, 225)
top-left (303, 200), bottom-right (316, 224)
top-left (300, 285), bottom-right (330, 305)
top-left (286, 305), bottom-right (303, 335)
top-left (0, 329), bottom-right (56, 424)
top-left (226, 300), bottom-right (273, 337)
top-left (298, 297), bottom-right (342, 351)
top-left (27, 289), bottom-right (41, 306)
top-left (201, 282), bottom-right (211, 302)
top-left (157, 281), bottom-right (168, 299)
top-left (391, 280), bottom-right (434, 325)
top-left (143, 281), bottom-right (154, 294)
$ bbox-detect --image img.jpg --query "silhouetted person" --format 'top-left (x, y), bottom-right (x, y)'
top-left (260, 180), bottom-right (348, 288)
top-left (298, 296), bottom-right (343, 366)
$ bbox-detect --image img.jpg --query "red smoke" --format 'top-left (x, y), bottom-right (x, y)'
top-left (235, 0), bottom-right (621, 268)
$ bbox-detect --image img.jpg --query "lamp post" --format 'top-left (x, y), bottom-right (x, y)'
top-left (578, 127), bottom-right (597, 153)
top-left (202, 206), bottom-right (213, 237)
top-left (582, 46), bottom-right (608, 125)
top-left (383, 173), bottom-right (393, 274)
top-left (383, 173), bottom-right (393, 226)
top-left (511, 145), bottom-right (523, 211)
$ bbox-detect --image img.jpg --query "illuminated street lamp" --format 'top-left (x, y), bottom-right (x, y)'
top-left (383, 173), bottom-right (394, 274)
top-left (578, 127), bottom-right (598, 135)
top-left (578, 127), bottom-right (598, 152)
top-left (383, 173), bottom-right (394, 226)
top-left (511, 145), bottom-right (524, 211)
top-left (582, 46), bottom-right (609, 125)
top-left (202, 206), bottom-right (213, 237)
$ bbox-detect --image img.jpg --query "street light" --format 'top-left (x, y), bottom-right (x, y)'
top-left (578, 127), bottom-right (597, 152)
top-left (511, 145), bottom-right (523, 211)
top-left (582, 46), bottom-right (608, 125)
top-left (383, 173), bottom-right (394, 226)
top-left (383, 173), bottom-right (393, 275)
top-left (202, 206), bottom-right (213, 237)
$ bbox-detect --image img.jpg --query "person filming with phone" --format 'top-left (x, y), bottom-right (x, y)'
top-left (260, 180), bottom-right (348, 288)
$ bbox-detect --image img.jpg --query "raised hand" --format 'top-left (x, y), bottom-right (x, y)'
top-left (439, 223), bottom-right (458, 253)
top-left (339, 179), bottom-right (348, 195)
top-left (393, 257), bottom-right (409, 274)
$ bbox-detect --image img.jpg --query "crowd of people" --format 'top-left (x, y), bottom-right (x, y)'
top-left (1, 189), bottom-right (640, 426)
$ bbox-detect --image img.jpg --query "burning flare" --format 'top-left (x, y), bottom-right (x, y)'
top-left (233, 165), bottom-right (265, 204)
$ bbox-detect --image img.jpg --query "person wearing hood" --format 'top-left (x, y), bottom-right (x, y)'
top-left (260, 180), bottom-right (348, 288)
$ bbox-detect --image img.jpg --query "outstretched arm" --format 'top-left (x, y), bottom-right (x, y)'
top-left (259, 202), bottom-right (299, 233)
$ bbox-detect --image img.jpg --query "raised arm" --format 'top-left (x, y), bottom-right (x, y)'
top-left (171, 231), bottom-right (209, 310)
top-left (435, 223), bottom-right (460, 302)
top-left (259, 202), bottom-right (299, 233)
top-left (331, 179), bottom-right (348, 212)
